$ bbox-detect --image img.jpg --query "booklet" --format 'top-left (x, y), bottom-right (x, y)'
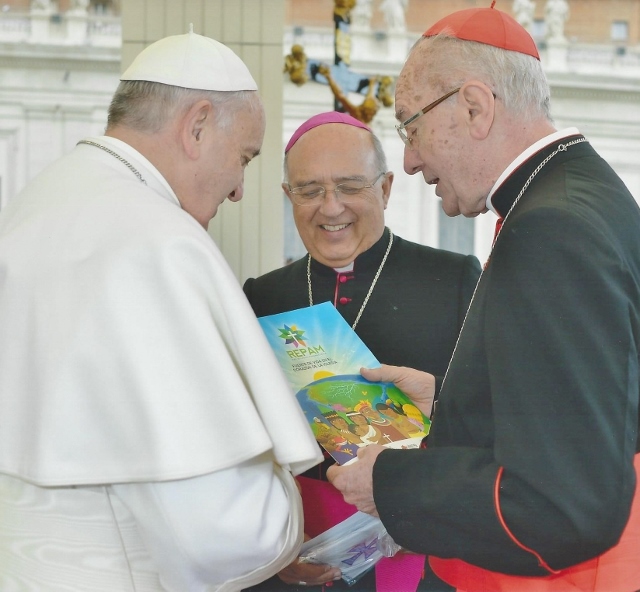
top-left (257, 302), bottom-right (430, 465)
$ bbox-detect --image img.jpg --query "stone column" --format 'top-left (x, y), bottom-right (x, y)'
top-left (66, 0), bottom-right (89, 45)
top-left (380, 0), bottom-right (408, 63)
top-left (29, 0), bottom-right (52, 44)
top-left (544, 0), bottom-right (569, 71)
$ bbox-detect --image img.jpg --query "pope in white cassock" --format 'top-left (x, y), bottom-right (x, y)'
top-left (0, 31), bottom-right (322, 591)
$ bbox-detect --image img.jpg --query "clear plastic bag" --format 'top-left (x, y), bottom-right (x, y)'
top-left (298, 512), bottom-right (401, 586)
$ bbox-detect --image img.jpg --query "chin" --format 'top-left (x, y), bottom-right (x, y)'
top-left (203, 208), bottom-right (218, 225)
top-left (440, 202), bottom-right (460, 218)
top-left (458, 199), bottom-right (487, 218)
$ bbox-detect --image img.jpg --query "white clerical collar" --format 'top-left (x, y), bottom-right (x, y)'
top-left (486, 127), bottom-right (580, 215)
top-left (333, 262), bottom-right (355, 273)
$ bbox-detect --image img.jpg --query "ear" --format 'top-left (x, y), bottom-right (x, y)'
top-left (181, 99), bottom-right (214, 160)
top-left (458, 81), bottom-right (495, 141)
top-left (282, 182), bottom-right (297, 206)
top-left (381, 171), bottom-right (394, 209)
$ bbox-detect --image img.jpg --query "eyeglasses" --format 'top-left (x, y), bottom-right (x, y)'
top-left (287, 172), bottom-right (386, 206)
top-left (395, 88), bottom-right (461, 147)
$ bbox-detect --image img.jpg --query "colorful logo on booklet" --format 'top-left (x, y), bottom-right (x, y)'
top-left (277, 324), bottom-right (326, 359)
top-left (277, 324), bottom-right (306, 347)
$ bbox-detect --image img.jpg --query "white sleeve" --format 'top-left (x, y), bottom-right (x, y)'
top-left (110, 452), bottom-right (303, 592)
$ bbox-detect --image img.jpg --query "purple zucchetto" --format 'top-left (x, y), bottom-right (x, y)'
top-left (285, 111), bottom-right (371, 154)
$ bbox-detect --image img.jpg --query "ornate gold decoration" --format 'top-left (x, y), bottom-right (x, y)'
top-left (284, 0), bottom-right (396, 125)
top-left (284, 44), bottom-right (309, 86)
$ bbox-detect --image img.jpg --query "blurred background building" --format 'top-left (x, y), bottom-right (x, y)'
top-left (1, 0), bottom-right (639, 280)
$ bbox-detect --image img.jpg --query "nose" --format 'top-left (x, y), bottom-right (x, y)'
top-left (318, 188), bottom-right (346, 216)
top-left (403, 145), bottom-right (424, 176)
top-left (228, 181), bottom-right (244, 202)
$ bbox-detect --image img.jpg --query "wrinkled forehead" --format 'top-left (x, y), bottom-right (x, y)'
top-left (395, 58), bottom-right (428, 120)
top-left (395, 41), bottom-right (445, 120)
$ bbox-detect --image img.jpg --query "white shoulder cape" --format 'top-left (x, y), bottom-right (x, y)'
top-left (0, 137), bottom-right (322, 485)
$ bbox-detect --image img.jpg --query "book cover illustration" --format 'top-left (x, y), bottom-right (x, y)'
top-left (257, 302), bottom-right (430, 465)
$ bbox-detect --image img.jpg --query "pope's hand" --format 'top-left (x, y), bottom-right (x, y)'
top-left (326, 445), bottom-right (385, 517)
top-left (276, 556), bottom-right (340, 586)
top-left (361, 364), bottom-right (436, 418)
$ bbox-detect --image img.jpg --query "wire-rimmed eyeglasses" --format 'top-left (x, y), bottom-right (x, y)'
top-left (287, 172), bottom-right (386, 206)
top-left (396, 88), bottom-right (461, 148)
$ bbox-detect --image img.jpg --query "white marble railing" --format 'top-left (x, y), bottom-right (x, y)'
top-left (283, 26), bottom-right (640, 78)
top-left (567, 45), bottom-right (640, 73)
top-left (2, 13), bottom-right (637, 76)
top-left (0, 10), bottom-right (120, 47)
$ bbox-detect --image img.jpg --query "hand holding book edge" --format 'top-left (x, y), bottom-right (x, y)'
top-left (360, 364), bottom-right (436, 418)
top-left (326, 445), bottom-right (385, 517)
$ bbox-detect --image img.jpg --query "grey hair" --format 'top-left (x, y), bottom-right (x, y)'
top-left (410, 35), bottom-right (552, 123)
top-left (370, 131), bottom-right (388, 174)
top-left (106, 80), bottom-right (260, 133)
top-left (283, 125), bottom-right (389, 184)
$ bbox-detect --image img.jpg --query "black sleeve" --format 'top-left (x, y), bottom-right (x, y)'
top-left (373, 208), bottom-right (637, 575)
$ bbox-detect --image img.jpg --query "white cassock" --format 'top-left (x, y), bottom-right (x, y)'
top-left (0, 137), bottom-right (323, 591)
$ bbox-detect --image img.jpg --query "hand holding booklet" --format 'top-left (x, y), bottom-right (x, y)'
top-left (257, 302), bottom-right (431, 465)
top-left (257, 302), bottom-right (430, 585)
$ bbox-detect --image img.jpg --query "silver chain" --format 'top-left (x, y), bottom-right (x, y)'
top-left (77, 140), bottom-right (147, 185)
top-left (491, 137), bottom-right (585, 245)
top-left (307, 231), bottom-right (394, 330)
top-left (440, 137), bottom-right (586, 393)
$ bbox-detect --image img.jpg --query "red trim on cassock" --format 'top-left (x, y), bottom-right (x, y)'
top-left (429, 454), bottom-right (640, 591)
top-left (493, 466), bottom-right (560, 574)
